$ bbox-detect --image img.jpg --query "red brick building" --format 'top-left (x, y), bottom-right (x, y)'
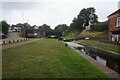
top-left (108, 9), bottom-right (120, 43)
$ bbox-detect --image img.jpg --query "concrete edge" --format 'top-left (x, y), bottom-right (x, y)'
top-left (66, 42), bottom-right (120, 79)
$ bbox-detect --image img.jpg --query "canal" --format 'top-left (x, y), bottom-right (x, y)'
top-left (80, 46), bottom-right (120, 74)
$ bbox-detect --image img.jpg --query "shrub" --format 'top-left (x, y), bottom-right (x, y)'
top-left (0, 21), bottom-right (10, 35)
top-left (91, 21), bottom-right (108, 32)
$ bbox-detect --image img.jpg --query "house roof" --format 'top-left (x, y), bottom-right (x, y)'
top-left (108, 9), bottom-right (120, 18)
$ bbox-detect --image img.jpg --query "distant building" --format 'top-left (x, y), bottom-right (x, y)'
top-left (10, 25), bottom-right (21, 32)
top-left (108, 9), bottom-right (120, 43)
top-left (25, 29), bottom-right (40, 38)
top-left (21, 28), bottom-right (45, 38)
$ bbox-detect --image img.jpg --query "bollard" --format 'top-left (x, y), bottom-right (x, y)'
top-left (13, 40), bottom-right (15, 43)
top-left (8, 41), bottom-right (11, 43)
top-left (65, 43), bottom-right (67, 47)
top-left (21, 39), bottom-right (22, 42)
top-left (17, 40), bottom-right (19, 42)
top-left (3, 41), bottom-right (6, 44)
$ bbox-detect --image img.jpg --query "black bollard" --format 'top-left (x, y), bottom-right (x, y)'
top-left (17, 40), bottom-right (19, 42)
top-left (13, 40), bottom-right (15, 43)
top-left (3, 41), bottom-right (6, 44)
top-left (9, 41), bottom-right (11, 43)
top-left (65, 43), bottom-right (67, 47)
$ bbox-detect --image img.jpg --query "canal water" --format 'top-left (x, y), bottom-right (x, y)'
top-left (80, 47), bottom-right (120, 74)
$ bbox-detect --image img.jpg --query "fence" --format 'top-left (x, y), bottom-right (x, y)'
top-left (2, 38), bottom-right (29, 45)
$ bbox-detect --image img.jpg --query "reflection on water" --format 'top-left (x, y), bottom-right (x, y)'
top-left (96, 56), bottom-right (106, 66)
top-left (80, 48), bottom-right (120, 74)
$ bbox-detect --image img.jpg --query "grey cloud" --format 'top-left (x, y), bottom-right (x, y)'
top-left (2, 2), bottom-right (39, 11)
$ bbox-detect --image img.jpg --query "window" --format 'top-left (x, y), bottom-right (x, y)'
top-left (116, 17), bottom-right (120, 27)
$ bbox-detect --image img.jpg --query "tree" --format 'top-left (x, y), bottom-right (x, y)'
top-left (16, 23), bottom-right (31, 30)
top-left (0, 20), bottom-right (10, 35)
top-left (54, 24), bottom-right (68, 33)
top-left (32, 25), bottom-right (38, 29)
top-left (91, 21), bottom-right (108, 32)
top-left (69, 16), bottom-right (84, 31)
top-left (22, 23), bottom-right (31, 29)
top-left (64, 7), bottom-right (98, 38)
top-left (18, 23), bottom-right (31, 37)
top-left (39, 24), bottom-right (52, 33)
top-left (78, 7), bottom-right (98, 28)
top-left (69, 7), bottom-right (98, 31)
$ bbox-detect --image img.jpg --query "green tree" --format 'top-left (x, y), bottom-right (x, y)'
top-left (19, 23), bottom-right (31, 37)
top-left (68, 7), bottom-right (98, 31)
top-left (39, 24), bottom-right (52, 33)
top-left (22, 23), bottom-right (31, 29)
top-left (0, 20), bottom-right (10, 35)
top-left (16, 23), bottom-right (31, 30)
top-left (78, 7), bottom-right (98, 28)
top-left (54, 24), bottom-right (68, 33)
top-left (69, 16), bottom-right (84, 31)
top-left (64, 7), bottom-right (98, 38)
top-left (91, 21), bottom-right (108, 32)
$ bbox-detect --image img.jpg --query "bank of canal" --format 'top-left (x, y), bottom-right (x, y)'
top-left (65, 41), bottom-right (120, 78)
top-left (81, 45), bottom-right (120, 74)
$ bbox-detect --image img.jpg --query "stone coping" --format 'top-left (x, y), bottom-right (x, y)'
top-left (65, 42), bottom-right (120, 79)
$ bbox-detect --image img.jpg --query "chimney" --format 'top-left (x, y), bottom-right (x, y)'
top-left (118, 1), bottom-right (120, 9)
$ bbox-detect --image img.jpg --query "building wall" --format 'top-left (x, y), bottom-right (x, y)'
top-left (108, 15), bottom-right (120, 35)
top-left (108, 14), bottom-right (120, 43)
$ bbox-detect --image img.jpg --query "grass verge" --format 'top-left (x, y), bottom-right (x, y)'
top-left (78, 40), bottom-right (120, 53)
top-left (2, 39), bottom-right (108, 78)
top-left (79, 30), bottom-right (108, 40)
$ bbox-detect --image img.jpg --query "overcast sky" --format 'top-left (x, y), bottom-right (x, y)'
top-left (0, 0), bottom-right (119, 29)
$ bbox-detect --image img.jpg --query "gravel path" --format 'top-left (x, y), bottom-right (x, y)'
top-left (7, 32), bottom-right (21, 39)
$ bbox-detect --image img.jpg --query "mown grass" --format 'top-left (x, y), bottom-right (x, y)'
top-left (79, 30), bottom-right (108, 40)
top-left (63, 29), bottom-right (80, 39)
top-left (2, 39), bottom-right (108, 78)
top-left (78, 40), bottom-right (120, 53)
top-left (63, 29), bottom-right (108, 40)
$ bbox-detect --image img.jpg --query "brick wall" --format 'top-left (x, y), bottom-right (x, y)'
top-left (109, 16), bottom-right (120, 35)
